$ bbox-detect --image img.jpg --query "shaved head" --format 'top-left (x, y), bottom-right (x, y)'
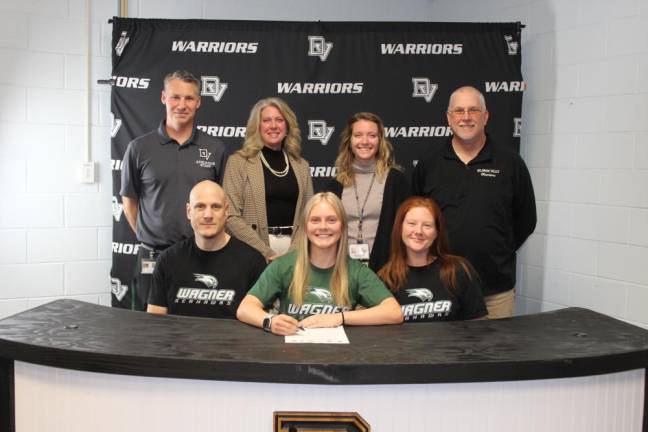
top-left (189, 180), bottom-right (226, 205)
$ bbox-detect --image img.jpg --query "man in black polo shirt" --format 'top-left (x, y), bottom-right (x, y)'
top-left (412, 86), bottom-right (536, 318)
top-left (147, 180), bottom-right (266, 319)
top-left (120, 70), bottom-right (227, 311)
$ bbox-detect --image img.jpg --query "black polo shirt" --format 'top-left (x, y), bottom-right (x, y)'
top-left (120, 120), bottom-right (227, 248)
top-left (412, 137), bottom-right (536, 296)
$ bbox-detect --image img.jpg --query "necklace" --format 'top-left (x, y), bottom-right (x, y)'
top-left (260, 149), bottom-right (290, 177)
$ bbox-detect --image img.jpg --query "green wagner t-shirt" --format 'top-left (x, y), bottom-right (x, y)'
top-left (248, 251), bottom-right (393, 319)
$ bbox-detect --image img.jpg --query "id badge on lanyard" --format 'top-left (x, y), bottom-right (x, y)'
top-left (349, 243), bottom-right (370, 260)
top-left (351, 172), bottom-right (375, 263)
top-left (141, 258), bottom-right (156, 275)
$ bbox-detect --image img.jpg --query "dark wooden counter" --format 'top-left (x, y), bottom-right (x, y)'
top-left (0, 299), bottom-right (647, 385)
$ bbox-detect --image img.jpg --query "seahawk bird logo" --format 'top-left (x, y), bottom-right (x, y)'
top-left (193, 273), bottom-right (218, 289)
top-left (308, 287), bottom-right (332, 303)
top-left (406, 288), bottom-right (433, 302)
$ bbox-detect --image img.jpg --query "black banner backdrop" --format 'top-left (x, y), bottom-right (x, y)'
top-left (110, 18), bottom-right (524, 308)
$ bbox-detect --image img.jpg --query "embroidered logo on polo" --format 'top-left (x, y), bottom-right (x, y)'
top-left (504, 35), bottom-right (519, 55)
top-left (112, 197), bottom-right (123, 222)
top-left (308, 36), bottom-right (333, 61)
top-left (200, 76), bottom-right (228, 102)
top-left (175, 273), bottom-right (235, 305)
top-left (199, 149), bottom-right (211, 160)
top-left (115, 31), bottom-right (129, 56)
top-left (111, 277), bottom-right (128, 301)
top-left (402, 288), bottom-right (451, 320)
top-left (513, 118), bottom-right (522, 137)
top-left (477, 168), bottom-right (500, 178)
top-left (412, 78), bottom-right (438, 103)
top-left (195, 148), bottom-right (217, 169)
top-left (308, 120), bottom-right (335, 145)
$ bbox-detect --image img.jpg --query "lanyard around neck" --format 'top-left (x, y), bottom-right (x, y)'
top-left (352, 171), bottom-right (376, 243)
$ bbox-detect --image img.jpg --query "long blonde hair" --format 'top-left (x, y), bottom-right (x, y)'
top-left (334, 112), bottom-right (400, 187)
top-left (238, 97), bottom-right (302, 159)
top-left (289, 192), bottom-right (350, 307)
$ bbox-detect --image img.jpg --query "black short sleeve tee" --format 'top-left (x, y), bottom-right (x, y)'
top-left (393, 260), bottom-right (487, 322)
top-left (148, 236), bottom-right (266, 318)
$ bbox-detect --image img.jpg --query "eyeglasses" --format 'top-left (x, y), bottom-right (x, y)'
top-left (448, 107), bottom-right (483, 117)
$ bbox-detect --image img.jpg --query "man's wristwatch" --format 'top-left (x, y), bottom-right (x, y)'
top-left (262, 314), bottom-right (274, 333)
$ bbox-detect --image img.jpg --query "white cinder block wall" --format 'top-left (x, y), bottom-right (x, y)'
top-left (423, 0), bottom-right (648, 328)
top-left (0, 0), bottom-right (646, 329)
top-left (0, 0), bottom-right (116, 317)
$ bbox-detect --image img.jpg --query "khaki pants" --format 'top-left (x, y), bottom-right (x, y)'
top-left (484, 289), bottom-right (515, 319)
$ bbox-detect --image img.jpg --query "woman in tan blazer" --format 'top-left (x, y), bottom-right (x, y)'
top-left (223, 97), bottom-right (314, 260)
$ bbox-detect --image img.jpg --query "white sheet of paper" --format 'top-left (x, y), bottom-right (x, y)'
top-left (285, 326), bottom-right (350, 344)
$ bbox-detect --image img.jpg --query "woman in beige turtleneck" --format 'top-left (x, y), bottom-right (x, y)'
top-left (324, 112), bottom-right (410, 272)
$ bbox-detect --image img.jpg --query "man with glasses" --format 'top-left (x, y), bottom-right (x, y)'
top-left (412, 86), bottom-right (536, 318)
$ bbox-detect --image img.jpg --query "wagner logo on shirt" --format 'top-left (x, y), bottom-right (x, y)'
top-left (308, 287), bottom-right (333, 303)
top-left (288, 303), bottom-right (347, 316)
top-left (286, 287), bottom-right (348, 316)
top-left (402, 288), bottom-right (451, 320)
top-left (175, 273), bottom-right (235, 305)
top-left (477, 168), bottom-right (500, 178)
top-left (406, 288), bottom-right (433, 302)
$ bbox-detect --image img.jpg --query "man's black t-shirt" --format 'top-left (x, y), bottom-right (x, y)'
top-left (392, 260), bottom-right (487, 322)
top-left (149, 236), bottom-right (266, 318)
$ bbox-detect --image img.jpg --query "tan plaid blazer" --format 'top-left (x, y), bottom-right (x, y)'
top-left (223, 152), bottom-right (314, 259)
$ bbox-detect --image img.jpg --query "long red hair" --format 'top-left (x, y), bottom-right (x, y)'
top-left (377, 196), bottom-right (477, 295)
